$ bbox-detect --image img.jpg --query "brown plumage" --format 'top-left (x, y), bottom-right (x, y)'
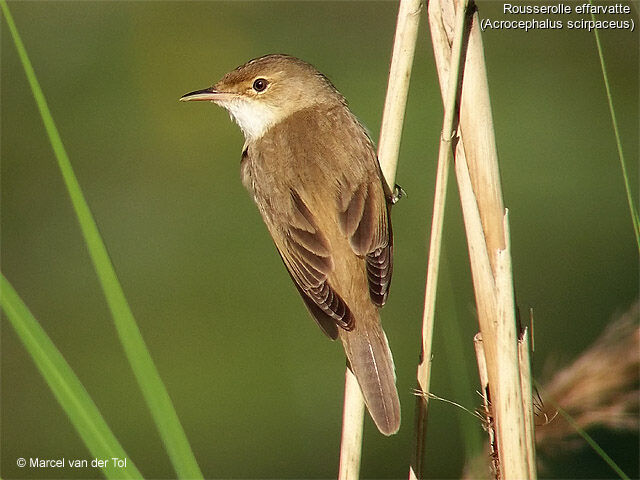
top-left (181, 54), bottom-right (400, 435)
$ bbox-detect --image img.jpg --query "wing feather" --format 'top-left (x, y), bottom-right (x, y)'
top-left (278, 190), bottom-right (354, 335)
top-left (338, 181), bottom-right (393, 307)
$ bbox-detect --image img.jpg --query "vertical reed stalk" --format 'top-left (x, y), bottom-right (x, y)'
top-left (338, 0), bottom-right (421, 477)
top-left (338, 370), bottom-right (366, 480)
top-left (518, 329), bottom-right (536, 480)
top-left (377, 0), bottom-right (423, 189)
top-left (474, 334), bottom-right (499, 476)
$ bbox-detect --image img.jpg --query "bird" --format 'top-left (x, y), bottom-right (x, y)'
top-left (180, 54), bottom-right (400, 435)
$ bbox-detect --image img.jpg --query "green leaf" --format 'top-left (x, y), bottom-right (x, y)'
top-left (1, 274), bottom-right (143, 479)
top-left (0, 3), bottom-right (203, 478)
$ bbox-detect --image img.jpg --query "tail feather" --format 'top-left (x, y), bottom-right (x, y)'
top-left (340, 318), bottom-right (401, 435)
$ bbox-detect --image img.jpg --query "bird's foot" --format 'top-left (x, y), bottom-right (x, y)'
top-left (391, 184), bottom-right (407, 205)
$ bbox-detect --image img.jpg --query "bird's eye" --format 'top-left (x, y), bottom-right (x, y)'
top-left (252, 78), bottom-right (268, 92)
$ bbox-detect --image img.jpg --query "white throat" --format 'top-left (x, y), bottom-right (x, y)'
top-left (218, 98), bottom-right (281, 142)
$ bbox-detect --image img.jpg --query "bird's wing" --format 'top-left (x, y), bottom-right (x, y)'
top-left (276, 189), bottom-right (353, 339)
top-left (338, 180), bottom-right (393, 307)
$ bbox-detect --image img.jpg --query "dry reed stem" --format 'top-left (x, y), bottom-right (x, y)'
top-left (377, 0), bottom-right (423, 188)
top-left (338, 369), bottom-right (365, 480)
top-left (428, 0), bottom-right (535, 477)
top-left (338, 0), bottom-right (421, 477)
top-left (411, 0), bottom-right (470, 477)
top-left (494, 211), bottom-right (532, 478)
top-left (518, 329), bottom-right (536, 480)
top-left (474, 334), bottom-right (499, 478)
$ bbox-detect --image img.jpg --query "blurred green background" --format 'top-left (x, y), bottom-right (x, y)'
top-left (1, 1), bottom-right (638, 478)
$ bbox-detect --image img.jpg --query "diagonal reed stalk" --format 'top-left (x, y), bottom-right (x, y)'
top-left (338, 0), bottom-right (421, 477)
top-left (0, 275), bottom-right (143, 479)
top-left (428, 0), bottom-right (536, 477)
top-left (1, 3), bottom-right (203, 478)
top-left (411, 0), bottom-right (470, 477)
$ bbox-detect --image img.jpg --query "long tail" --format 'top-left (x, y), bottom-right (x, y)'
top-left (340, 316), bottom-right (401, 435)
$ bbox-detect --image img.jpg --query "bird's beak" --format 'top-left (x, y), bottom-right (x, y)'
top-left (180, 87), bottom-right (235, 103)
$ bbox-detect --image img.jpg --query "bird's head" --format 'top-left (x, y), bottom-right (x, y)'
top-left (180, 54), bottom-right (344, 142)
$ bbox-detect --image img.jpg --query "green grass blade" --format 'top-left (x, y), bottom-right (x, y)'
top-left (0, 3), bottom-right (203, 478)
top-left (440, 255), bottom-right (484, 458)
top-left (589, 1), bottom-right (640, 251)
top-left (0, 274), bottom-right (143, 479)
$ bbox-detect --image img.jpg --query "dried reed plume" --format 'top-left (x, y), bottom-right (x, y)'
top-left (536, 301), bottom-right (639, 450)
top-left (464, 301), bottom-right (639, 478)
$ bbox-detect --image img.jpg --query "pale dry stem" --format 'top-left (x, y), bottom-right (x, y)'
top-left (338, 0), bottom-right (422, 478)
top-left (412, 0), bottom-right (472, 477)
